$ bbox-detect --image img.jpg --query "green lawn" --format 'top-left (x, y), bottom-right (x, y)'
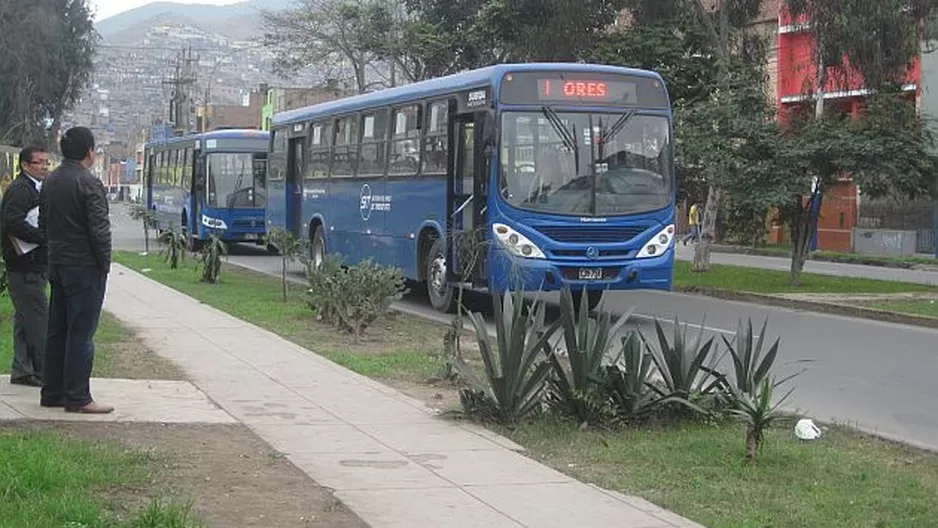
top-left (871, 299), bottom-right (938, 318)
top-left (115, 249), bottom-right (938, 528)
top-left (672, 260), bottom-right (938, 294)
top-left (0, 428), bottom-right (199, 528)
top-left (503, 418), bottom-right (938, 528)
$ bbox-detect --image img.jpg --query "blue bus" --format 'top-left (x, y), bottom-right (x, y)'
top-left (267, 63), bottom-right (675, 312)
top-left (145, 129), bottom-right (270, 250)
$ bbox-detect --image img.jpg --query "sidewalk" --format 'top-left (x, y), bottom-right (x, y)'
top-left (104, 264), bottom-right (702, 528)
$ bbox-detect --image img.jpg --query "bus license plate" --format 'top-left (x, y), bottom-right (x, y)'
top-left (578, 268), bottom-right (603, 281)
top-left (243, 234), bottom-right (258, 241)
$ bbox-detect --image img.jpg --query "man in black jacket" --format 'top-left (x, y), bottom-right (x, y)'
top-left (1, 146), bottom-right (50, 387)
top-left (39, 127), bottom-right (113, 414)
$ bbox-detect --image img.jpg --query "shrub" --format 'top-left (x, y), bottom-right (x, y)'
top-left (158, 227), bottom-right (187, 269)
top-left (128, 204), bottom-right (157, 254)
top-left (305, 256), bottom-right (407, 342)
top-left (197, 234), bottom-right (227, 283)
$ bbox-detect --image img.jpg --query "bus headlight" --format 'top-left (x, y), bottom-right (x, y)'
top-left (201, 214), bottom-right (228, 230)
top-left (636, 224), bottom-right (675, 259)
top-left (493, 223), bottom-right (546, 259)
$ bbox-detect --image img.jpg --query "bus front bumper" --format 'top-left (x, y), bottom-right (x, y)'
top-left (488, 248), bottom-right (675, 293)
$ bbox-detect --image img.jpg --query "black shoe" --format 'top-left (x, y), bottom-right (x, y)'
top-left (40, 399), bottom-right (64, 408)
top-left (10, 375), bottom-right (42, 387)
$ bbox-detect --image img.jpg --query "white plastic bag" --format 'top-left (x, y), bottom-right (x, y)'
top-left (795, 418), bottom-right (822, 441)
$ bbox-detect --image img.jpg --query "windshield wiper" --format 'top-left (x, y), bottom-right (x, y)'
top-left (599, 110), bottom-right (636, 146)
top-left (541, 106), bottom-right (580, 169)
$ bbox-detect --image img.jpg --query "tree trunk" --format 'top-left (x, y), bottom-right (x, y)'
top-left (692, 186), bottom-right (721, 272)
top-left (143, 227), bottom-right (150, 253)
top-left (281, 258), bottom-right (288, 303)
top-left (745, 426), bottom-right (759, 463)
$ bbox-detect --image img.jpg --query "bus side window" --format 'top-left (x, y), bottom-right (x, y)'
top-left (390, 105), bottom-right (420, 175)
top-left (308, 122), bottom-right (331, 179)
top-left (332, 116), bottom-right (359, 178)
top-left (423, 101), bottom-right (448, 175)
top-left (359, 109), bottom-right (388, 177)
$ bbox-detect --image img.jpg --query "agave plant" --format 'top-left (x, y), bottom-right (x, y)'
top-left (198, 234), bottom-right (227, 284)
top-left (453, 288), bottom-right (562, 425)
top-left (604, 332), bottom-right (669, 423)
top-left (644, 318), bottom-right (725, 406)
top-left (159, 227), bottom-right (187, 269)
top-left (722, 317), bottom-right (808, 399)
top-left (547, 286), bottom-right (632, 425)
top-left (728, 376), bottom-right (794, 463)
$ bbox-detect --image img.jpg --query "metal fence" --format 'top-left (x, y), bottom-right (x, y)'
top-left (857, 199), bottom-right (936, 254)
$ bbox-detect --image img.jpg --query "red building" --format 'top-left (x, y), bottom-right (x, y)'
top-left (775, 4), bottom-right (922, 251)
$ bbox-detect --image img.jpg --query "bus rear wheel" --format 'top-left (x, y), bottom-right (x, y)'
top-left (426, 238), bottom-right (456, 313)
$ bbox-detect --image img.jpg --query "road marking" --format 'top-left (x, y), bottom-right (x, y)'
top-left (629, 313), bottom-right (738, 336)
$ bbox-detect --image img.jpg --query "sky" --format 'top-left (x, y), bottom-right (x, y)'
top-left (90, 0), bottom-right (242, 22)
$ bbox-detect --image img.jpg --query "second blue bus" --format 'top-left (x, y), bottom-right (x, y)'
top-left (145, 129), bottom-right (270, 250)
top-left (267, 63), bottom-right (676, 312)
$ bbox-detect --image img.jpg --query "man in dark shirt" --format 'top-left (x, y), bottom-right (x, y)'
top-left (39, 126), bottom-right (113, 414)
top-left (1, 146), bottom-right (50, 387)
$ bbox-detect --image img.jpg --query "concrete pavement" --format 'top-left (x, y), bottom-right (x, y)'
top-left (0, 376), bottom-right (236, 424)
top-left (104, 263), bottom-right (702, 528)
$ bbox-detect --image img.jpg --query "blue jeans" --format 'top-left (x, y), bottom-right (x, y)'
top-left (41, 266), bottom-right (108, 408)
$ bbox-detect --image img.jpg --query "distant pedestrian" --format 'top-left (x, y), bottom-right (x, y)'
top-left (683, 202), bottom-right (701, 246)
top-left (39, 126), bottom-right (114, 414)
top-left (1, 146), bottom-right (50, 387)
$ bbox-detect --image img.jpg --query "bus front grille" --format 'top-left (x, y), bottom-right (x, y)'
top-left (534, 225), bottom-right (647, 244)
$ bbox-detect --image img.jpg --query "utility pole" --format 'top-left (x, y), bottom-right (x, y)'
top-left (162, 46), bottom-right (198, 136)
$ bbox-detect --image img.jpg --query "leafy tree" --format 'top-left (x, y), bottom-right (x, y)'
top-left (129, 204), bottom-right (158, 254)
top-left (0, 0), bottom-right (96, 146)
top-left (776, 0), bottom-right (938, 284)
top-left (262, 0), bottom-right (401, 93)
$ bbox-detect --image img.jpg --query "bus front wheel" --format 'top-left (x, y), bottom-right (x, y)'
top-left (426, 238), bottom-right (456, 313)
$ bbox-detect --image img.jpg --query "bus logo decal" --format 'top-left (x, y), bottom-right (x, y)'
top-left (359, 183), bottom-right (392, 221)
top-left (586, 246), bottom-right (599, 260)
top-left (360, 184), bottom-right (373, 221)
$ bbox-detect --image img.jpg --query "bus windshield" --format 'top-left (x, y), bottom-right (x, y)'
top-left (206, 153), bottom-right (267, 209)
top-left (500, 111), bottom-right (672, 217)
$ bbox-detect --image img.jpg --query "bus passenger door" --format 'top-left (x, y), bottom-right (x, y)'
top-left (190, 150), bottom-right (202, 235)
top-left (447, 112), bottom-right (489, 287)
top-left (286, 137), bottom-right (306, 237)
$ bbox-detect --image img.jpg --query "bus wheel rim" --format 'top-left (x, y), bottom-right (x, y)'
top-left (430, 256), bottom-right (447, 296)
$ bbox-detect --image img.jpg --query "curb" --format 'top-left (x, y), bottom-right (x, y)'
top-left (677, 286), bottom-right (938, 330)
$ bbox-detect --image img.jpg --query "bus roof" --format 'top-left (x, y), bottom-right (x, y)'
top-left (272, 63), bottom-right (667, 128)
top-left (146, 128), bottom-right (269, 148)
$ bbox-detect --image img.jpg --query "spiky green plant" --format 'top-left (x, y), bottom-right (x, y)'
top-left (197, 234), bottom-right (227, 283)
top-left (158, 227), bottom-right (187, 269)
top-left (547, 286), bottom-right (632, 425)
top-left (722, 317), bottom-right (809, 399)
top-left (604, 332), bottom-right (672, 422)
top-left (644, 318), bottom-right (726, 407)
top-left (728, 376), bottom-right (795, 463)
top-left (454, 288), bottom-right (562, 425)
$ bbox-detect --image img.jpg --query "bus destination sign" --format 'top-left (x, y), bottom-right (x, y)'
top-left (500, 71), bottom-right (669, 108)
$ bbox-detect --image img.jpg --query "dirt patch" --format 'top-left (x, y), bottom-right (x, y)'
top-left (4, 421), bottom-right (367, 528)
top-left (95, 311), bottom-right (187, 381)
top-left (386, 378), bottom-right (463, 414)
